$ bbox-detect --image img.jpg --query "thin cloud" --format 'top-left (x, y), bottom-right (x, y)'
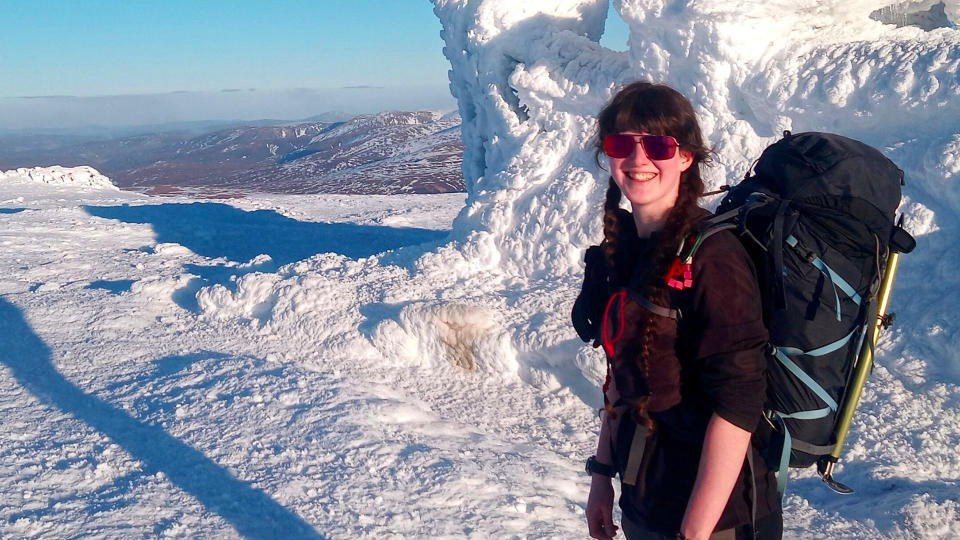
top-left (1, 84), bottom-right (455, 129)
top-left (14, 95), bottom-right (79, 100)
top-left (342, 85), bottom-right (385, 89)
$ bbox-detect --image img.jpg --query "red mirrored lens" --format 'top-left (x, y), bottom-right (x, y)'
top-left (603, 134), bottom-right (635, 158)
top-left (640, 135), bottom-right (677, 160)
top-left (603, 134), bottom-right (678, 160)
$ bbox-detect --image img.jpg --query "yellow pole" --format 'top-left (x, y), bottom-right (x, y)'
top-left (830, 249), bottom-right (902, 460)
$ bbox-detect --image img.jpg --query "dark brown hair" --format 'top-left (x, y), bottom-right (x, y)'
top-left (594, 81), bottom-right (711, 429)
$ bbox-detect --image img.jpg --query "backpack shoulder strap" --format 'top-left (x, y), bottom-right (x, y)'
top-left (666, 217), bottom-right (739, 290)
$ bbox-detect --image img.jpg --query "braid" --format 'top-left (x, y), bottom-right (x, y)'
top-left (602, 177), bottom-right (625, 284)
top-left (632, 173), bottom-right (704, 427)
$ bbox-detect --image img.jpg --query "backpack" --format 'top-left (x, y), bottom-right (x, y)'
top-left (688, 131), bottom-right (916, 494)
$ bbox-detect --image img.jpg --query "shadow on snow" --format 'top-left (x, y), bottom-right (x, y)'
top-left (787, 467), bottom-right (959, 532)
top-left (87, 279), bottom-right (137, 295)
top-left (83, 202), bottom-right (448, 264)
top-left (0, 296), bottom-right (324, 539)
top-left (83, 202), bottom-right (449, 312)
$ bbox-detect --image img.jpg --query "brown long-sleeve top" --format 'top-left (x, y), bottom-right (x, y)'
top-left (583, 209), bottom-right (780, 534)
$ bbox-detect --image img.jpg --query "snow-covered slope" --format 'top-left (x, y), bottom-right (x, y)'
top-left (0, 112), bottom-right (465, 197)
top-left (1, 1), bottom-right (959, 538)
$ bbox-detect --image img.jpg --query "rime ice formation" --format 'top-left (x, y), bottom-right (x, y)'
top-left (0, 166), bottom-right (118, 190)
top-left (433, 0), bottom-right (960, 277)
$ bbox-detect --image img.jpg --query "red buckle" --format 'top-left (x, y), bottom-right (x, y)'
top-left (666, 257), bottom-right (693, 290)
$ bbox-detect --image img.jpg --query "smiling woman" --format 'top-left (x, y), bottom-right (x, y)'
top-left (577, 82), bottom-right (783, 540)
top-left (0, 0), bottom-right (454, 129)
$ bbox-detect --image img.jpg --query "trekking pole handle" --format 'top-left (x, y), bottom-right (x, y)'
top-left (830, 247), bottom-right (903, 460)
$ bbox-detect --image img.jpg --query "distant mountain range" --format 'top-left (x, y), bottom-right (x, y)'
top-left (0, 111), bottom-right (464, 196)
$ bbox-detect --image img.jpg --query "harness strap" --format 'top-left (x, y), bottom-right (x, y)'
top-left (778, 326), bottom-right (858, 358)
top-left (746, 449), bottom-right (758, 539)
top-left (776, 406), bottom-right (832, 420)
top-left (687, 222), bottom-right (736, 256)
top-left (621, 422), bottom-right (649, 486)
top-left (699, 195), bottom-right (768, 230)
top-left (771, 200), bottom-right (792, 309)
top-left (772, 347), bottom-right (840, 412)
top-left (768, 412), bottom-right (839, 498)
top-left (788, 438), bottom-right (836, 456)
top-left (773, 413), bottom-right (791, 497)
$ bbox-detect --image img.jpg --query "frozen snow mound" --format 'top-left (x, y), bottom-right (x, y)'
top-left (372, 301), bottom-right (519, 375)
top-left (0, 166), bottom-right (118, 191)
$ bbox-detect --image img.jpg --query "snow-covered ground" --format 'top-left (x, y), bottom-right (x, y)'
top-left (3, 0), bottom-right (960, 538)
top-left (0, 169), bottom-right (604, 539)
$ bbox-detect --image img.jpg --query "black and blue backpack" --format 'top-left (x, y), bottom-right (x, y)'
top-left (687, 131), bottom-right (916, 494)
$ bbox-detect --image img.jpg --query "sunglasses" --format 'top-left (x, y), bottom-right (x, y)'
top-left (603, 134), bottom-right (679, 160)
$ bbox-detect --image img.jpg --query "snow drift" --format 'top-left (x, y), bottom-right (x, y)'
top-left (0, 166), bottom-right (118, 191)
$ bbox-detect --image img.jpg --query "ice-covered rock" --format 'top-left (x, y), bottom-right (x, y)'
top-left (871, 1), bottom-right (960, 31)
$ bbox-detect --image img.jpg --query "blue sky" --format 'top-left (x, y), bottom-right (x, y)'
top-left (3, 0), bottom-right (452, 96)
top-left (1, 1), bottom-right (629, 129)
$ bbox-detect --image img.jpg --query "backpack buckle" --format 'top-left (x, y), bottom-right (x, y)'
top-left (666, 257), bottom-right (693, 290)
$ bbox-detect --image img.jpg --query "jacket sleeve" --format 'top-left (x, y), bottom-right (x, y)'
top-left (687, 232), bottom-right (769, 433)
top-left (571, 245), bottom-right (611, 348)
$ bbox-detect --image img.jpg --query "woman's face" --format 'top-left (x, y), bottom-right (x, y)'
top-left (609, 131), bottom-right (694, 220)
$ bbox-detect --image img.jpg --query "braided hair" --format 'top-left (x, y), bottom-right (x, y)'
top-left (594, 82), bottom-right (712, 430)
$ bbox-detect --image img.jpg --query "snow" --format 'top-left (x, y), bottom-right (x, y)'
top-left (2, 0), bottom-right (960, 538)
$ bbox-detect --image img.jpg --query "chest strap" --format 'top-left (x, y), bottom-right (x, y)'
top-left (625, 287), bottom-right (679, 320)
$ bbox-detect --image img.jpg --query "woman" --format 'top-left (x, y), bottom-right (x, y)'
top-left (574, 82), bottom-right (782, 539)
